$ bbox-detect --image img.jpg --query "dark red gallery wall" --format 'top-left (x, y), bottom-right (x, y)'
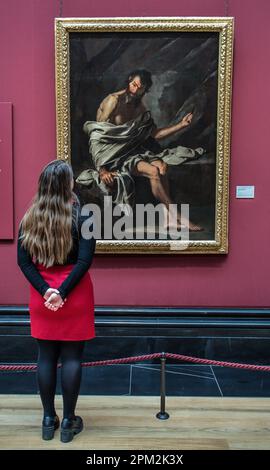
top-left (0, 0), bottom-right (269, 307)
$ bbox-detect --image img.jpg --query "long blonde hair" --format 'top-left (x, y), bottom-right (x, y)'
top-left (19, 159), bottom-right (80, 267)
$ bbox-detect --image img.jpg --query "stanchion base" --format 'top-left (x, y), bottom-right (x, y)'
top-left (156, 412), bottom-right (170, 420)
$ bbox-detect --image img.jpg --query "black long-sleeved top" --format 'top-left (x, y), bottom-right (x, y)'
top-left (17, 212), bottom-right (96, 300)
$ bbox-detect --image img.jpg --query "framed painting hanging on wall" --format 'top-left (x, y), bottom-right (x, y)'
top-left (55, 17), bottom-right (234, 254)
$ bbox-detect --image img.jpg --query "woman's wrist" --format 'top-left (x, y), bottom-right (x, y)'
top-left (57, 288), bottom-right (65, 301)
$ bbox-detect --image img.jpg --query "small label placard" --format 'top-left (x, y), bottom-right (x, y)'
top-left (236, 186), bottom-right (255, 198)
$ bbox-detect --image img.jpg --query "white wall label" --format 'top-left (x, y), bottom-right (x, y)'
top-left (236, 186), bottom-right (255, 198)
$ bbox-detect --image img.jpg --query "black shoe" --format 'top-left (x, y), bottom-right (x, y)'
top-left (60, 416), bottom-right (83, 443)
top-left (42, 415), bottom-right (60, 440)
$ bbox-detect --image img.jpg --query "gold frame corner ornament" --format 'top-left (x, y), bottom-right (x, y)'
top-left (55, 17), bottom-right (234, 255)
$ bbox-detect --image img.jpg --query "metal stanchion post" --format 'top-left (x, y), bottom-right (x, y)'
top-left (156, 352), bottom-right (170, 420)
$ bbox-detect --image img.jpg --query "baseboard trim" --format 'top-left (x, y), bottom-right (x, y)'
top-left (1, 306), bottom-right (270, 328)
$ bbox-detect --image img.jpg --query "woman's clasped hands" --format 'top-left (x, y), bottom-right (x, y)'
top-left (43, 288), bottom-right (67, 311)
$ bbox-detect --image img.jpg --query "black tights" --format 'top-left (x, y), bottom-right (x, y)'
top-left (36, 339), bottom-right (85, 420)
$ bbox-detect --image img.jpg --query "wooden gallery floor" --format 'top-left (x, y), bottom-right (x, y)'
top-left (0, 395), bottom-right (270, 450)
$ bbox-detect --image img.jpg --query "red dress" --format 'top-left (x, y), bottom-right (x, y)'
top-left (29, 262), bottom-right (95, 341)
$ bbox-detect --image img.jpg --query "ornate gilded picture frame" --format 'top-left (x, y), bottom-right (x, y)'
top-left (55, 17), bottom-right (234, 254)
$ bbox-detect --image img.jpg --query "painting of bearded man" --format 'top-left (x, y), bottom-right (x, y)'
top-left (59, 21), bottom-right (232, 250)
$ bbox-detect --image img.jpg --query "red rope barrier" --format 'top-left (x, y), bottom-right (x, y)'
top-left (1, 352), bottom-right (270, 372)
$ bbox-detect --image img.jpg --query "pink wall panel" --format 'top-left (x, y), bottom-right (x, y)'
top-left (0, 103), bottom-right (13, 239)
top-left (0, 0), bottom-right (269, 307)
